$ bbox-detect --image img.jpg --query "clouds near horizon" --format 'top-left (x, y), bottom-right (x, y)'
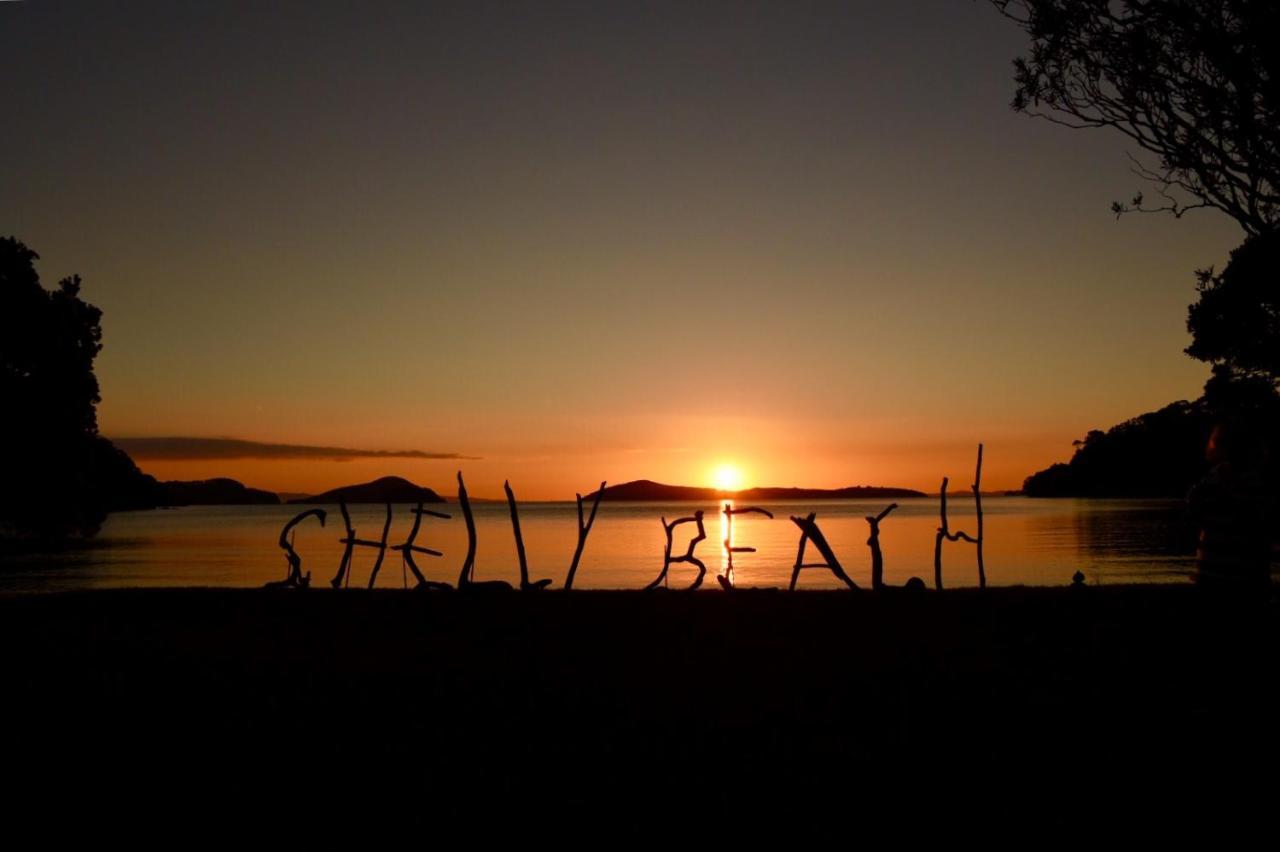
top-left (112, 437), bottom-right (479, 462)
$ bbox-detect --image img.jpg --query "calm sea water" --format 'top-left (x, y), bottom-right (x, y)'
top-left (0, 497), bottom-right (1203, 591)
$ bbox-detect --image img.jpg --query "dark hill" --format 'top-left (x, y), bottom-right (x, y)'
top-left (591, 480), bottom-right (717, 501)
top-left (161, 478), bottom-right (280, 506)
top-left (743, 485), bottom-right (926, 500)
top-left (589, 479), bottom-right (924, 502)
top-left (91, 445), bottom-right (280, 510)
top-left (290, 476), bottom-right (445, 504)
top-left (1023, 369), bottom-right (1280, 498)
top-left (93, 437), bottom-right (164, 512)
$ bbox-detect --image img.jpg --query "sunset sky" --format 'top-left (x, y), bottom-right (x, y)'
top-left (1, 1), bottom-right (1245, 499)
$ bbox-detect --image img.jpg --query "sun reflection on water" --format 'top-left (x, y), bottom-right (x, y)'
top-left (719, 499), bottom-right (733, 571)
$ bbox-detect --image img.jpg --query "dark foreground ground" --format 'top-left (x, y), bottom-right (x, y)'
top-left (1, 585), bottom-right (1276, 838)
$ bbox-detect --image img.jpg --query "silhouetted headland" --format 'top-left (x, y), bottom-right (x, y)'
top-left (289, 475), bottom-right (446, 504)
top-left (1024, 394), bottom-right (1279, 499)
top-left (589, 479), bottom-right (925, 502)
top-left (161, 478), bottom-right (280, 506)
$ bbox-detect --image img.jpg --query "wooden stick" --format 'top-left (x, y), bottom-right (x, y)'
top-left (506, 480), bottom-right (551, 591)
top-left (505, 481), bottom-right (529, 586)
top-left (456, 472), bottom-right (477, 587)
top-left (933, 482), bottom-right (945, 590)
top-left (789, 513), bottom-right (857, 590)
top-left (934, 444), bottom-right (986, 589)
top-left (331, 499), bottom-right (356, 589)
top-left (365, 503), bottom-right (393, 589)
top-left (866, 502), bottom-right (898, 591)
top-left (564, 481), bottom-right (605, 590)
top-left (391, 501), bottom-right (453, 589)
top-left (718, 504), bottom-right (773, 589)
top-left (397, 544), bottom-right (444, 557)
top-left (789, 512), bottom-right (815, 591)
top-left (269, 508), bottom-right (326, 589)
top-left (973, 443), bottom-right (985, 589)
top-left (645, 516), bottom-right (675, 591)
top-left (340, 536), bottom-right (389, 548)
top-left (644, 511), bottom-right (707, 590)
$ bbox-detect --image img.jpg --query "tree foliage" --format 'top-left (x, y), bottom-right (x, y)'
top-left (1186, 230), bottom-right (1280, 390)
top-left (993, 0), bottom-right (1280, 235)
top-left (1023, 400), bottom-right (1216, 497)
top-left (1024, 390), bottom-right (1279, 496)
top-left (0, 237), bottom-right (157, 541)
top-left (0, 240), bottom-right (102, 439)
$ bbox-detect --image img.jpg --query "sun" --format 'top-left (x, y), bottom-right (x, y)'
top-left (712, 463), bottom-right (745, 492)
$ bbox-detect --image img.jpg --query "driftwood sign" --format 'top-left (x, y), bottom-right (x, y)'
top-left (268, 445), bottom-right (988, 592)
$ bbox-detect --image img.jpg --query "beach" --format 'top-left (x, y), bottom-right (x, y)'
top-left (3, 585), bottom-right (1274, 835)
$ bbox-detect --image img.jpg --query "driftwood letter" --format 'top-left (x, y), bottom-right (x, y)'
top-left (933, 443), bottom-right (986, 589)
top-left (645, 511), bottom-right (708, 590)
top-left (456, 472), bottom-right (478, 587)
top-left (391, 502), bottom-right (452, 590)
top-left (268, 508), bottom-right (327, 589)
top-left (331, 501), bottom-right (355, 588)
top-left (505, 480), bottom-right (552, 591)
top-left (330, 499), bottom-right (393, 589)
top-left (866, 503), bottom-right (897, 590)
top-left (563, 481), bottom-right (605, 590)
top-left (716, 504), bottom-right (774, 590)
top-left (455, 472), bottom-right (514, 591)
top-left (789, 512), bottom-right (858, 590)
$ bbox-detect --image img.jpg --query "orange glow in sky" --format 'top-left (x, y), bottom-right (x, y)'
top-left (4, 3), bottom-right (1243, 501)
top-left (712, 464), bottom-right (745, 492)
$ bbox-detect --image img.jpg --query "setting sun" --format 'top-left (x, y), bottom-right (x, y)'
top-left (712, 463), bottom-right (745, 492)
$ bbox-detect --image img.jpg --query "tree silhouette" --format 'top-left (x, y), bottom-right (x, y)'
top-left (1022, 401), bottom-right (1218, 497)
top-left (0, 237), bottom-right (157, 541)
top-left (993, 0), bottom-right (1280, 234)
top-left (1186, 232), bottom-right (1280, 396)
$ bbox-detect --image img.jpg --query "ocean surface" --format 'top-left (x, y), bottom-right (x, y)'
top-left (0, 497), bottom-right (1204, 591)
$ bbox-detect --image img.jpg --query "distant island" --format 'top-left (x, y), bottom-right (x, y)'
top-left (588, 480), bottom-right (924, 502)
top-left (161, 478), bottom-right (279, 506)
top-left (289, 476), bottom-right (446, 504)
